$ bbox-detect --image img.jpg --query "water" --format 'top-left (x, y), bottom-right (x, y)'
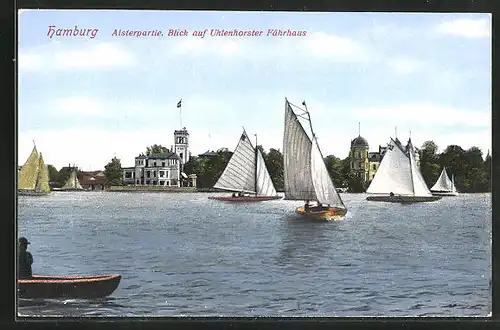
top-left (17, 192), bottom-right (491, 317)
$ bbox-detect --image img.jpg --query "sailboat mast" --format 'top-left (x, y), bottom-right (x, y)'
top-left (408, 143), bottom-right (415, 195)
top-left (301, 100), bottom-right (346, 208)
top-left (254, 133), bottom-right (258, 197)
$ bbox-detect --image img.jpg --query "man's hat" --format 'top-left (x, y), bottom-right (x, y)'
top-left (18, 237), bottom-right (30, 245)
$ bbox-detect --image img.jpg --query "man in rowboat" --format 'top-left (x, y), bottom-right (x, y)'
top-left (18, 237), bottom-right (33, 279)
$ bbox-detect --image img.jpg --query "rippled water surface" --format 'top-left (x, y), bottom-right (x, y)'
top-left (17, 192), bottom-right (491, 317)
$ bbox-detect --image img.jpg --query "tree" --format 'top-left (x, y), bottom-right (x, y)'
top-left (264, 148), bottom-right (284, 191)
top-left (145, 144), bottom-right (169, 156)
top-left (47, 165), bottom-right (59, 182)
top-left (104, 157), bottom-right (123, 186)
top-left (324, 155), bottom-right (344, 188)
top-left (57, 166), bottom-right (75, 185)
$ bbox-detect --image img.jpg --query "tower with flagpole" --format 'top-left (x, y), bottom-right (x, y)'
top-left (173, 98), bottom-right (190, 167)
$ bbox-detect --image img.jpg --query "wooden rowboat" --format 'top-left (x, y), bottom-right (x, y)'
top-left (208, 195), bottom-right (282, 202)
top-left (17, 274), bottom-right (121, 299)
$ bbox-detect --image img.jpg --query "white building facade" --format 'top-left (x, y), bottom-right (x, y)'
top-left (122, 128), bottom-right (191, 187)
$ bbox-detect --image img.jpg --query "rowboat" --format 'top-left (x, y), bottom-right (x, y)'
top-left (17, 274), bottom-right (121, 299)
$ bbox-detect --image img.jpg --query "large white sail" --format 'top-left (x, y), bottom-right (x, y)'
top-left (213, 131), bottom-right (256, 194)
top-left (255, 148), bottom-right (277, 196)
top-left (62, 170), bottom-right (84, 190)
top-left (310, 138), bottom-right (344, 206)
top-left (283, 101), bottom-right (316, 200)
top-left (35, 153), bottom-right (51, 193)
top-left (366, 138), bottom-right (415, 195)
top-left (282, 99), bottom-right (345, 208)
top-left (408, 145), bottom-right (432, 197)
top-left (430, 167), bottom-right (453, 192)
top-left (18, 146), bottom-right (40, 190)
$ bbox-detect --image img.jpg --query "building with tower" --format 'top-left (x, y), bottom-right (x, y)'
top-left (121, 127), bottom-right (196, 187)
top-left (349, 125), bottom-right (420, 186)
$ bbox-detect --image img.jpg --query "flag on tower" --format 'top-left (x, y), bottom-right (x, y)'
top-left (177, 99), bottom-right (182, 108)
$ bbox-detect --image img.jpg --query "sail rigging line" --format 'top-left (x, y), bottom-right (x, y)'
top-left (408, 141), bottom-right (416, 195)
top-left (254, 133), bottom-right (258, 196)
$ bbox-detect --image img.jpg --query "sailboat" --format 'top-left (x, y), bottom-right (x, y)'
top-left (18, 145), bottom-right (51, 196)
top-left (282, 98), bottom-right (347, 221)
top-left (430, 166), bottom-right (459, 196)
top-left (208, 129), bottom-right (281, 202)
top-left (60, 169), bottom-right (84, 191)
top-left (366, 137), bottom-right (441, 203)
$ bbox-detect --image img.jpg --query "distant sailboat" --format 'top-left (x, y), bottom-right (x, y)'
top-left (430, 167), bottom-right (459, 196)
top-left (60, 169), bottom-right (84, 191)
top-left (208, 129), bottom-right (281, 202)
top-left (366, 137), bottom-right (441, 203)
top-left (282, 98), bottom-right (347, 221)
top-left (18, 145), bottom-right (51, 196)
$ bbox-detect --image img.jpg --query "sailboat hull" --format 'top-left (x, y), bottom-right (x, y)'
top-left (431, 191), bottom-right (459, 196)
top-left (208, 196), bottom-right (282, 202)
top-left (366, 195), bottom-right (442, 203)
top-left (295, 206), bottom-right (347, 221)
top-left (18, 190), bottom-right (50, 196)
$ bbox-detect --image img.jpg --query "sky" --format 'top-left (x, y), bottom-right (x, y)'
top-left (18, 10), bottom-right (491, 170)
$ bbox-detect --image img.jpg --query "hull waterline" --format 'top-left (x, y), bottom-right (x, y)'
top-left (208, 196), bottom-right (282, 202)
top-left (18, 190), bottom-right (50, 196)
top-left (366, 195), bottom-right (442, 203)
top-left (431, 191), bottom-right (459, 196)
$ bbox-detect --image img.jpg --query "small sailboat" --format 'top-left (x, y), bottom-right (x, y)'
top-left (208, 129), bottom-right (281, 202)
top-left (430, 166), bottom-right (459, 196)
top-left (18, 144), bottom-right (51, 196)
top-left (60, 169), bottom-right (84, 191)
top-left (366, 137), bottom-right (441, 203)
top-left (282, 98), bottom-right (347, 221)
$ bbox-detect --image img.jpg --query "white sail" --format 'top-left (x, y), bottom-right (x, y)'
top-left (213, 131), bottom-right (256, 194)
top-left (282, 99), bottom-right (345, 208)
top-left (310, 138), bottom-right (344, 206)
top-left (366, 138), bottom-right (415, 195)
top-left (451, 174), bottom-right (458, 193)
top-left (255, 148), bottom-right (277, 196)
top-left (408, 145), bottom-right (432, 197)
top-left (283, 101), bottom-right (316, 200)
top-left (430, 167), bottom-right (453, 192)
top-left (62, 170), bottom-right (84, 190)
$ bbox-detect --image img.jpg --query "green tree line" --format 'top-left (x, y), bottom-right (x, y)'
top-left (93, 141), bottom-right (491, 193)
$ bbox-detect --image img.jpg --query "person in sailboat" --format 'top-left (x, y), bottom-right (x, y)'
top-left (389, 192), bottom-right (394, 197)
top-left (304, 200), bottom-right (310, 211)
top-left (232, 193), bottom-right (236, 198)
top-left (18, 237), bottom-right (33, 279)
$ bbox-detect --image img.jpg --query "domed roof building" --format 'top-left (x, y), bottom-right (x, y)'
top-left (350, 135), bottom-right (369, 148)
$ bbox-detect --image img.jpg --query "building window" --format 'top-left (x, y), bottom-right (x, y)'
top-left (125, 172), bottom-right (132, 179)
top-left (153, 170), bottom-right (157, 177)
top-left (133, 172), bottom-right (135, 178)
top-left (154, 162), bottom-right (157, 166)
top-left (152, 181), bottom-right (157, 185)
top-left (146, 180), bottom-right (150, 185)
top-left (373, 164), bottom-right (377, 170)
top-left (160, 171), bottom-right (164, 177)
top-left (160, 181), bottom-right (164, 185)
top-left (136, 180), bottom-right (139, 184)
top-left (179, 153), bottom-right (183, 161)
top-left (166, 181), bottom-right (170, 186)
top-left (162, 161), bottom-right (165, 167)
top-left (166, 171), bottom-right (169, 178)
top-left (146, 171), bottom-right (150, 178)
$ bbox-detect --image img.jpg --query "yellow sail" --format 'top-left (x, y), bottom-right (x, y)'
top-left (61, 170), bottom-right (84, 190)
top-left (35, 153), bottom-right (51, 193)
top-left (18, 146), bottom-right (39, 190)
